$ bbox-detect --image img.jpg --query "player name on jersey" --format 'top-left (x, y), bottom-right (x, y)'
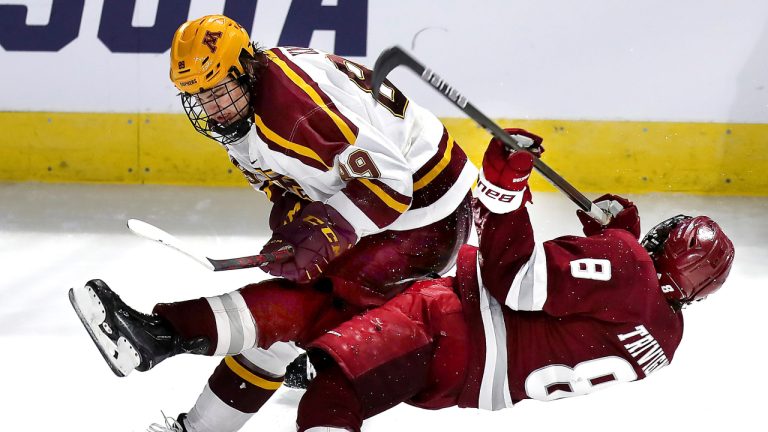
top-left (617, 325), bottom-right (670, 375)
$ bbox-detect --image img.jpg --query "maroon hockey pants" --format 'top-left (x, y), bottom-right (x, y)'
top-left (296, 279), bottom-right (470, 431)
top-left (154, 193), bottom-right (471, 349)
top-left (151, 195), bottom-right (471, 422)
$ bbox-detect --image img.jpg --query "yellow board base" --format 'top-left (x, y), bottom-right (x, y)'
top-left (1, 112), bottom-right (766, 195)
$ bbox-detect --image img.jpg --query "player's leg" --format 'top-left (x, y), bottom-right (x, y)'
top-left (71, 275), bottom-right (358, 378)
top-left (151, 278), bottom-right (359, 355)
top-left (143, 196), bottom-right (472, 430)
top-left (182, 344), bottom-right (299, 432)
top-left (295, 362), bottom-right (363, 431)
top-left (280, 193), bottom-right (471, 387)
top-left (325, 192), bottom-right (472, 308)
top-left (69, 279), bottom-right (210, 377)
top-left (296, 280), bottom-right (470, 431)
top-left (173, 195), bottom-right (472, 430)
top-left (281, 193), bottom-right (471, 387)
top-left (148, 280), bottom-right (361, 432)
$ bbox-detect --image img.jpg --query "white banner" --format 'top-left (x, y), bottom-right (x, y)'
top-left (2, 0), bottom-right (768, 123)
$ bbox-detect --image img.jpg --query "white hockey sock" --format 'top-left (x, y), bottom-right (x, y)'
top-left (205, 291), bottom-right (258, 356)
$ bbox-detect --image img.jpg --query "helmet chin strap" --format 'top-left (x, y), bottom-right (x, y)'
top-left (668, 280), bottom-right (709, 310)
top-left (208, 96), bottom-right (253, 143)
top-left (209, 117), bottom-right (252, 141)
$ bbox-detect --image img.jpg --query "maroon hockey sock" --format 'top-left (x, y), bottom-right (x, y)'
top-left (153, 298), bottom-right (218, 356)
top-left (296, 364), bottom-right (364, 432)
top-left (208, 354), bottom-right (283, 413)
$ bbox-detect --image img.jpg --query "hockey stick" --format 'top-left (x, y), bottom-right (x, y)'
top-left (371, 46), bottom-right (610, 225)
top-left (126, 219), bottom-right (294, 271)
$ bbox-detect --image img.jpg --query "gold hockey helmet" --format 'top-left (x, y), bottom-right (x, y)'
top-left (170, 15), bottom-right (255, 94)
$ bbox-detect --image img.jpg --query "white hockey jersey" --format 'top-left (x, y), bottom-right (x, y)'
top-left (224, 47), bottom-right (476, 237)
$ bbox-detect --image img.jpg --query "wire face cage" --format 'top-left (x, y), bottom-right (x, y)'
top-left (641, 214), bottom-right (691, 256)
top-left (180, 78), bottom-right (253, 145)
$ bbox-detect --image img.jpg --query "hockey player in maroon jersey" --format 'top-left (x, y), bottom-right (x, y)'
top-left (71, 14), bottom-right (475, 432)
top-left (69, 123), bottom-right (735, 431)
top-left (281, 129), bottom-right (735, 431)
top-left (70, 126), bottom-right (735, 431)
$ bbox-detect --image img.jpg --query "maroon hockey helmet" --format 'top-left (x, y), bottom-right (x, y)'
top-left (642, 215), bottom-right (735, 308)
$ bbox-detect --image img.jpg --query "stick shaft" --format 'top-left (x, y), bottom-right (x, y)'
top-left (208, 247), bottom-right (294, 271)
top-left (372, 46), bottom-right (609, 224)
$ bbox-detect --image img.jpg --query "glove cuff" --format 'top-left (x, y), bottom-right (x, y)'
top-left (476, 170), bottom-right (529, 214)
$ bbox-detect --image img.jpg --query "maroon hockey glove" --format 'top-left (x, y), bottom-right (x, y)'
top-left (577, 194), bottom-right (641, 239)
top-left (483, 128), bottom-right (544, 188)
top-left (477, 129), bottom-right (540, 213)
top-left (260, 202), bottom-right (357, 283)
top-left (267, 190), bottom-right (310, 231)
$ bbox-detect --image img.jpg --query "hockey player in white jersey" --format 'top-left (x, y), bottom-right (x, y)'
top-left (70, 14), bottom-right (475, 432)
top-left (71, 127), bottom-right (736, 432)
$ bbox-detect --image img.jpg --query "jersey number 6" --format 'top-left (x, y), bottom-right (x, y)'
top-left (525, 356), bottom-right (637, 401)
top-left (328, 54), bottom-right (409, 118)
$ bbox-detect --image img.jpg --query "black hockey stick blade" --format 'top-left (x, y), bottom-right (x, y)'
top-left (370, 46), bottom-right (610, 225)
top-left (372, 46), bottom-right (424, 100)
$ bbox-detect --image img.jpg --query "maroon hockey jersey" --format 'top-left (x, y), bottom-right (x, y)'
top-left (456, 205), bottom-right (684, 410)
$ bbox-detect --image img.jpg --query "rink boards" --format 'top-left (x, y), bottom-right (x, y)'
top-left (0, 112), bottom-right (764, 195)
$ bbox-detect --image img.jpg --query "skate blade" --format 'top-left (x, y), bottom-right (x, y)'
top-left (68, 285), bottom-right (141, 377)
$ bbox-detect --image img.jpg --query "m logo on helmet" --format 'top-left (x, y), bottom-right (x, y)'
top-left (202, 31), bottom-right (223, 53)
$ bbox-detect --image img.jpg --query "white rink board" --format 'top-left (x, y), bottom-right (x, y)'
top-left (2, 0), bottom-right (768, 122)
top-left (0, 183), bottom-right (766, 431)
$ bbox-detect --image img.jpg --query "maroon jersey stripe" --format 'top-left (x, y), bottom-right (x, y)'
top-left (270, 49), bottom-right (358, 141)
top-left (249, 50), bottom-right (357, 170)
top-left (207, 356), bottom-right (283, 413)
top-left (342, 179), bottom-right (412, 228)
top-left (252, 124), bottom-right (330, 172)
top-left (413, 129), bottom-right (450, 181)
top-left (269, 49), bottom-right (337, 111)
top-left (257, 49), bottom-right (358, 164)
top-left (411, 143), bottom-right (468, 209)
top-left (365, 178), bottom-right (412, 208)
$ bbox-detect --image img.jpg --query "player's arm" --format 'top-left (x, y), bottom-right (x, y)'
top-left (324, 125), bottom-right (414, 238)
top-left (262, 47), bottom-right (414, 237)
top-left (475, 128), bottom-right (650, 316)
top-left (474, 129), bottom-right (543, 304)
top-left (263, 184), bottom-right (312, 231)
top-left (576, 194), bottom-right (642, 239)
top-left (258, 115), bottom-right (413, 284)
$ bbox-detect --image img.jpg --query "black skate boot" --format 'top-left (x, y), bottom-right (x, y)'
top-left (69, 279), bottom-right (209, 377)
top-left (283, 352), bottom-right (317, 389)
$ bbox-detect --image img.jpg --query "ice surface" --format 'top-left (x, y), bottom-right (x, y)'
top-left (1, 183), bottom-right (765, 431)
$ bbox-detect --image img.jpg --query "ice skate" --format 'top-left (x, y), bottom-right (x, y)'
top-left (69, 279), bottom-right (209, 377)
top-left (147, 412), bottom-right (188, 432)
top-left (283, 352), bottom-right (317, 389)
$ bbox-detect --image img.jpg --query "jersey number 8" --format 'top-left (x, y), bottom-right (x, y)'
top-left (570, 258), bottom-right (612, 281)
